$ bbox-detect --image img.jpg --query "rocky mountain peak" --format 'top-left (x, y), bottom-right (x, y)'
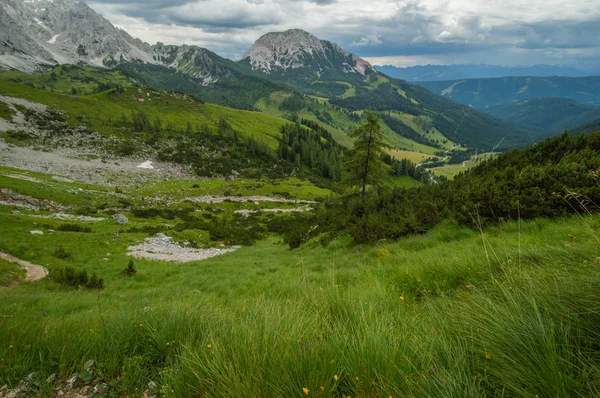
top-left (240, 28), bottom-right (375, 76)
top-left (0, 0), bottom-right (154, 71)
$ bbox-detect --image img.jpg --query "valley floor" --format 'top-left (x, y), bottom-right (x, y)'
top-left (0, 162), bottom-right (599, 397)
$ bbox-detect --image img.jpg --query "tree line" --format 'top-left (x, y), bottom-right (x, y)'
top-left (281, 114), bottom-right (600, 246)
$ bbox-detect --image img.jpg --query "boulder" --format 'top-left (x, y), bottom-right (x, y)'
top-left (112, 214), bottom-right (128, 225)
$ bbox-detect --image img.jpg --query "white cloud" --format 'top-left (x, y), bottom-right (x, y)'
top-left (352, 34), bottom-right (383, 47)
top-left (85, 0), bottom-right (600, 67)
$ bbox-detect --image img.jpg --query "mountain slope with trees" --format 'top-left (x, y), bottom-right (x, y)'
top-left (376, 63), bottom-right (600, 82)
top-left (419, 76), bottom-right (600, 109)
top-left (487, 97), bottom-right (600, 134)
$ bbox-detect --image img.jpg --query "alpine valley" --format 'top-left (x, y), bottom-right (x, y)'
top-left (1, 0), bottom-right (538, 157)
top-left (1, 0), bottom-right (600, 397)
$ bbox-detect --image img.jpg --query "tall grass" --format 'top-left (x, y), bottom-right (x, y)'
top-left (0, 215), bottom-right (599, 396)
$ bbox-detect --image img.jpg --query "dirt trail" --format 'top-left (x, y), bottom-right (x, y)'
top-left (0, 251), bottom-right (48, 281)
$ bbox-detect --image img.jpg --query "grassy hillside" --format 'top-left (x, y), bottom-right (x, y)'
top-left (255, 90), bottom-right (450, 157)
top-left (115, 61), bottom-right (290, 112)
top-left (330, 79), bottom-right (535, 150)
top-left (0, 77), bottom-right (288, 149)
top-left (0, 66), bottom-right (459, 163)
top-left (487, 97), bottom-right (600, 134)
top-left (0, 166), bottom-right (598, 396)
top-left (419, 75), bottom-right (600, 109)
top-left (1, 75), bottom-right (358, 186)
top-left (111, 60), bottom-right (533, 153)
top-left (1, 105), bottom-right (600, 397)
top-left (0, 64), bottom-right (132, 95)
top-left (237, 44), bottom-right (531, 152)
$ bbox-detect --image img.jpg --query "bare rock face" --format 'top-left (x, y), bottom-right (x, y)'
top-left (240, 29), bottom-right (375, 76)
top-left (0, 0), bottom-right (230, 85)
top-left (0, 0), bottom-right (153, 71)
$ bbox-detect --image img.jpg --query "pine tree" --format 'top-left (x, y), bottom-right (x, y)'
top-left (345, 111), bottom-right (386, 198)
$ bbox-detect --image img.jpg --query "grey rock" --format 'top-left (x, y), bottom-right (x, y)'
top-left (66, 374), bottom-right (80, 389)
top-left (43, 212), bottom-right (105, 222)
top-left (46, 373), bottom-right (59, 383)
top-left (147, 380), bottom-right (157, 391)
top-left (93, 382), bottom-right (108, 395)
top-left (112, 214), bottom-right (128, 225)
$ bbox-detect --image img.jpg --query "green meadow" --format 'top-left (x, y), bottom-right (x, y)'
top-left (0, 167), bottom-right (599, 396)
top-left (0, 65), bottom-right (599, 398)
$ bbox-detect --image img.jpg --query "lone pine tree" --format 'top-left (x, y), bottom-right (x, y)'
top-left (345, 111), bottom-right (386, 198)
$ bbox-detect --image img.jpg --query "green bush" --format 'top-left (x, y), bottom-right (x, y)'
top-left (52, 246), bottom-right (72, 260)
top-left (50, 266), bottom-right (104, 289)
top-left (122, 260), bottom-right (136, 276)
top-left (131, 207), bottom-right (194, 221)
top-left (48, 223), bottom-right (93, 233)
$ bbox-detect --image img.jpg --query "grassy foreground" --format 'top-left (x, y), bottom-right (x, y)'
top-left (1, 206), bottom-right (599, 396)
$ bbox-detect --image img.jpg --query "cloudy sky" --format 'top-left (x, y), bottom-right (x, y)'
top-left (85, 0), bottom-right (600, 69)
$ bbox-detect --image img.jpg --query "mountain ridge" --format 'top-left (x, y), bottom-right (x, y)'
top-left (0, 0), bottom-right (246, 86)
top-left (487, 97), bottom-right (600, 134)
top-left (419, 76), bottom-right (600, 109)
top-left (376, 64), bottom-right (600, 82)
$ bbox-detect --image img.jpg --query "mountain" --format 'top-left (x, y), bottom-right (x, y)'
top-left (0, 0), bottom-right (248, 86)
top-left (0, 2), bottom-right (538, 152)
top-left (376, 64), bottom-right (600, 82)
top-left (0, 0), bottom-right (155, 72)
top-left (239, 29), bottom-right (376, 88)
top-left (419, 76), bottom-right (600, 109)
top-left (487, 98), bottom-right (600, 134)
top-left (236, 30), bottom-right (537, 150)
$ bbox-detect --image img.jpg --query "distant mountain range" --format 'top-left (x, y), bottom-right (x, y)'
top-left (419, 76), bottom-right (600, 109)
top-left (376, 64), bottom-right (600, 82)
top-left (487, 98), bottom-right (600, 135)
